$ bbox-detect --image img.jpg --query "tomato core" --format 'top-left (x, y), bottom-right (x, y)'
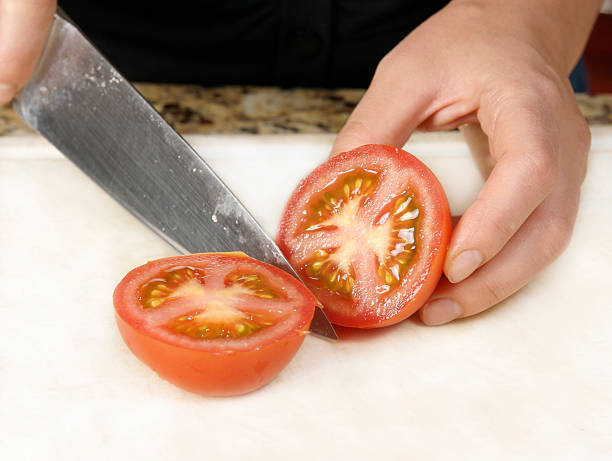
top-left (302, 168), bottom-right (379, 232)
top-left (298, 167), bottom-right (421, 298)
top-left (277, 144), bottom-right (452, 328)
top-left (114, 253), bottom-right (317, 395)
top-left (138, 265), bottom-right (288, 340)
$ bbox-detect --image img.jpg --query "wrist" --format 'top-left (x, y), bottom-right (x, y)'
top-left (448, 0), bottom-right (602, 75)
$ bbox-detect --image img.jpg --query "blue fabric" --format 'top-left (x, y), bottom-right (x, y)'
top-left (570, 57), bottom-right (588, 93)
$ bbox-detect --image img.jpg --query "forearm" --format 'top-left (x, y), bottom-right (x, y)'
top-left (449, 0), bottom-right (602, 75)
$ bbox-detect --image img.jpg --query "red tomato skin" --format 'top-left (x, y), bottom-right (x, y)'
top-left (277, 144), bottom-right (452, 329)
top-left (115, 312), bottom-right (307, 396)
top-left (113, 253), bottom-right (315, 396)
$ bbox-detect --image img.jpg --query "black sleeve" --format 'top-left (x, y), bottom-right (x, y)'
top-left (59, 0), bottom-right (449, 88)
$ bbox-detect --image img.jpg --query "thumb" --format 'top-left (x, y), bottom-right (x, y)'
top-left (0, 0), bottom-right (57, 103)
top-left (330, 59), bottom-right (434, 156)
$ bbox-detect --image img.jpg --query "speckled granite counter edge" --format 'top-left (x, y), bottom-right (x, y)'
top-left (1, 84), bottom-right (611, 137)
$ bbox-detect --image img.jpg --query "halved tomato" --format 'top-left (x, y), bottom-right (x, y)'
top-left (113, 252), bottom-right (316, 396)
top-left (277, 144), bottom-right (452, 328)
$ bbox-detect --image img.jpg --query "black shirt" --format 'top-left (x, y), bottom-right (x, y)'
top-left (59, 1), bottom-right (449, 88)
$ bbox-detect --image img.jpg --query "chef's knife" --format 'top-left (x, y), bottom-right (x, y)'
top-left (13, 11), bottom-right (337, 340)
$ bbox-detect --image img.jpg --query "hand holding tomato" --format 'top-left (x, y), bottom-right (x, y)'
top-left (332, 0), bottom-right (599, 325)
top-left (278, 145), bottom-right (452, 328)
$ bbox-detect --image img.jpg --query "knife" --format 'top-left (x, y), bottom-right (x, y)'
top-left (13, 10), bottom-right (337, 340)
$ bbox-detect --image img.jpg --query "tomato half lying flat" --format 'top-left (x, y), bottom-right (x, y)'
top-left (113, 252), bottom-right (316, 396)
top-left (277, 144), bottom-right (452, 328)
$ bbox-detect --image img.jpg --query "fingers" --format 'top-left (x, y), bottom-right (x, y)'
top-left (330, 54), bottom-right (436, 156)
top-left (443, 91), bottom-right (561, 284)
top-left (0, 0), bottom-right (57, 103)
top-left (420, 177), bottom-right (581, 325)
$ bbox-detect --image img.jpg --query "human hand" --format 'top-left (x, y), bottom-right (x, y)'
top-left (331, 0), bottom-right (599, 325)
top-left (0, 0), bottom-right (56, 104)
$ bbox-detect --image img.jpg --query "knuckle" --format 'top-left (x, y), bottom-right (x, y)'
top-left (488, 213), bottom-right (516, 243)
top-left (525, 148), bottom-right (558, 193)
top-left (479, 277), bottom-right (507, 307)
top-left (516, 65), bottom-right (565, 108)
top-left (575, 118), bottom-right (592, 154)
top-left (531, 74), bottom-right (563, 107)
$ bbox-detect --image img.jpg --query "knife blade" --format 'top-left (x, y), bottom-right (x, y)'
top-left (13, 12), bottom-right (337, 340)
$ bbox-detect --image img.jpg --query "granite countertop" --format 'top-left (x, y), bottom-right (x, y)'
top-left (1, 84), bottom-right (611, 137)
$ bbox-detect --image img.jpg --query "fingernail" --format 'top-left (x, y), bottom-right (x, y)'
top-left (421, 298), bottom-right (462, 326)
top-left (0, 83), bottom-right (16, 104)
top-left (447, 249), bottom-right (483, 283)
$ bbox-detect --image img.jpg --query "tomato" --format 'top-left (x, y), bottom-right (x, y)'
top-left (277, 144), bottom-right (452, 328)
top-left (113, 252), bottom-right (316, 396)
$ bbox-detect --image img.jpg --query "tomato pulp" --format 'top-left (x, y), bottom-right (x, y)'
top-left (113, 252), bottom-right (316, 396)
top-left (277, 145), bottom-right (452, 328)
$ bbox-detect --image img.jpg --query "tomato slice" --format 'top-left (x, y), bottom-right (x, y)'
top-left (113, 252), bottom-right (316, 396)
top-left (277, 144), bottom-right (452, 328)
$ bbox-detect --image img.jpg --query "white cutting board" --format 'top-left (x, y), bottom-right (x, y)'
top-left (1, 129), bottom-right (611, 460)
